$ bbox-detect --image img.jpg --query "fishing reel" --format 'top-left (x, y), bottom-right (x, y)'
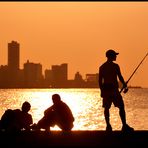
top-left (123, 87), bottom-right (128, 93)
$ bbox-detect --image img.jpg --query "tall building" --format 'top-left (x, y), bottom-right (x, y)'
top-left (6, 41), bottom-right (20, 86)
top-left (8, 41), bottom-right (20, 70)
top-left (51, 63), bottom-right (68, 87)
top-left (24, 60), bottom-right (43, 87)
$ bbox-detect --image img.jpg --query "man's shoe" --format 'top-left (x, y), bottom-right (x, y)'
top-left (122, 124), bottom-right (134, 132)
top-left (106, 124), bottom-right (112, 132)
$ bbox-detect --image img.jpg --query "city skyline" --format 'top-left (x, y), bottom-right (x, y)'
top-left (0, 2), bottom-right (148, 88)
top-left (1, 40), bottom-right (97, 80)
top-left (0, 40), bottom-right (98, 88)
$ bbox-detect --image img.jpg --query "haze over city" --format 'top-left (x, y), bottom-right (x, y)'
top-left (0, 2), bottom-right (148, 88)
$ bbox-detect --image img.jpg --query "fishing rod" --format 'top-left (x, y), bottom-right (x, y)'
top-left (120, 52), bottom-right (148, 93)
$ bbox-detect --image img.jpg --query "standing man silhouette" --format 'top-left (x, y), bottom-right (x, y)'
top-left (99, 49), bottom-right (134, 132)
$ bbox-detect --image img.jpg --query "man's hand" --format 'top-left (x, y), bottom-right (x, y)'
top-left (122, 82), bottom-right (128, 93)
top-left (123, 82), bottom-right (127, 89)
top-left (123, 87), bottom-right (128, 93)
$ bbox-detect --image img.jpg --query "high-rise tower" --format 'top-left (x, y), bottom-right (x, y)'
top-left (8, 41), bottom-right (20, 70)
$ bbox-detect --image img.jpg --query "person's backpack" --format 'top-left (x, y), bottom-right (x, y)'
top-left (0, 109), bottom-right (21, 130)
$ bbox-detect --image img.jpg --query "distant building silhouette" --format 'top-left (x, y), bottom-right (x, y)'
top-left (74, 72), bottom-right (83, 81)
top-left (86, 74), bottom-right (98, 82)
top-left (45, 63), bottom-right (68, 88)
top-left (0, 65), bottom-right (9, 87)
top-left (85, 73), bottom-right (99, 88)
top-left (7, 41), bottom-right (21, 87)
top-left (45, 69), bottom-right (53, 87)
top-left (24, 60), bottom-right (44, 87)
top-left (73, 72), bottom-right (85, 87)
top-left (8, 41), bottom-right (20, 70)
top-left (52, 63), bottom-right (68, 87)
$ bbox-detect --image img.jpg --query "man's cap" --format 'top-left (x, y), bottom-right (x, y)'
top-left (106, 49), bottom-right (119, 58)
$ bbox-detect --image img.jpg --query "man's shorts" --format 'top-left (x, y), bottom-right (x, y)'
top-left (101, 89), bottom-right (124, 108)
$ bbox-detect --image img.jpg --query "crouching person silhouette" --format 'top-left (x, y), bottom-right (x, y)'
top-left (34, 94), bottom-right (75, 131)
top-left (0, 101), bottom-right (33, 132)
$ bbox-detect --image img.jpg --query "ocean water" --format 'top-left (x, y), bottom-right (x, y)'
top-left (0, 88), bottom-right (147, 131)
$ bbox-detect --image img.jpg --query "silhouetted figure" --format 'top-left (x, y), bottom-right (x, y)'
top-left (0, 101), bottom-right (33, 132)
top-left (34, 94), bottom-right (74, 131)
top-left (99, 49), bottom-right (134, 132)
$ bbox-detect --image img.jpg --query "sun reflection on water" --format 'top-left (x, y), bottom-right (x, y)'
top-left (1, 88), bottom-right (147, 130)
top-left (0, 89), bottom-right (105, 131)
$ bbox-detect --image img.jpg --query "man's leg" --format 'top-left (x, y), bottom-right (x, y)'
top-left (58, 122), bottom-right (74, 131)
top-left (119, 104), bottom-right (134, 132)
top-left (104, 107), bottom-right (112, 131)
top-left (119, 105), bottom-right (126, 126)
top-left (36, 112), bottom-right (55, 131)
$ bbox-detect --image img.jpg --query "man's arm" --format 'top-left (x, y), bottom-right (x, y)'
top-left (117, 65), bottom-right (127, 88)
top-left (44, 106), bottom-right (54, 116)
top-left (98, 67), bottom-right (103, 89)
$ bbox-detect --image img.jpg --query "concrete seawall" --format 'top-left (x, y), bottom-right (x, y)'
top-left (0, 130), bottom-right (148, 148)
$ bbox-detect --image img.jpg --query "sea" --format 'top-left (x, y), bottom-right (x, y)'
top-left (0, 88), bottom-right (147, 131)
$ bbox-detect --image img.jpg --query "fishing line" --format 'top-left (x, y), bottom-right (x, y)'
top-left (120, 52), bottom-right (148, 93)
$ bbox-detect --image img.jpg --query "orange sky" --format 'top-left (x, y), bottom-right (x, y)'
top-left (0, 2), bottom-right (148, 88)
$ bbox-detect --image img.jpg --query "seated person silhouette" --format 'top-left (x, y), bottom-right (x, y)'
top-left (0, 101), bottom-right (33, 132)
top-left (34, 94), bottom-right (75, 131)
